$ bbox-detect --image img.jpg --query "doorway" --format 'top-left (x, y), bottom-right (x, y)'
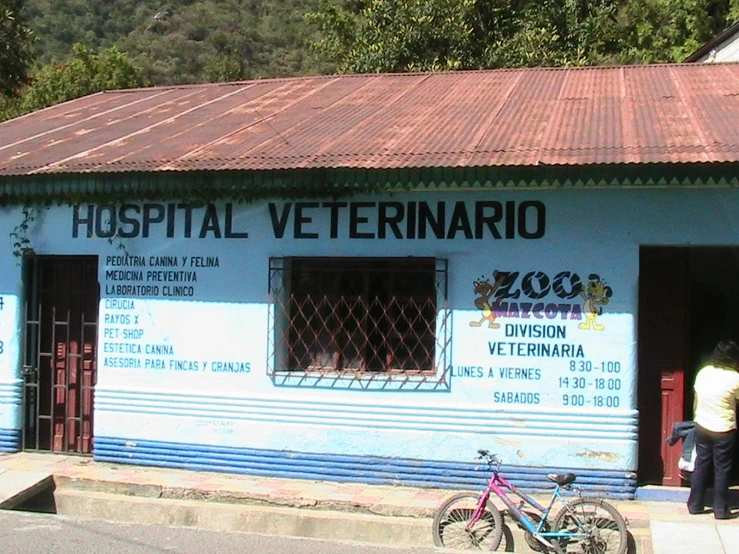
top-left (638, 246), bottom-right (739, 485)
top-left (22, 256), bottom-right (99, 453)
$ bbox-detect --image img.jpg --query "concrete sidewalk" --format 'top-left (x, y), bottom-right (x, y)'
top-left (0, 452), bottom-right (736, 553)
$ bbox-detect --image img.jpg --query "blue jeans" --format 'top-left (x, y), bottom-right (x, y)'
top-left (687, 424), bottom-right (736, 518)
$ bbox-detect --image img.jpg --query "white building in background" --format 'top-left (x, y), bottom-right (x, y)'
top-left (685, 21), bottom-right (739, 62)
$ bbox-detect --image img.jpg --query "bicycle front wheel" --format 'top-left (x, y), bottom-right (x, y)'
top-left (551, 497), bottom-right (628, 554)
top-left (431, 492), bottom-right (503, 550)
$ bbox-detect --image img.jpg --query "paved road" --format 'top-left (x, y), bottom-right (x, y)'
top-left (0, 510), bottom-right (444, 554)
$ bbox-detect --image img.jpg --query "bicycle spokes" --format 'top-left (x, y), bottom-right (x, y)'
top-left (432, 493), bottom-right (504, 550)
top-left (552, 499), bottom-right (628, 554)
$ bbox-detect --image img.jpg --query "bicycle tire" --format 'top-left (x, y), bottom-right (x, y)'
top-left (550, 497), bottom-right (628, 554)
top-left (431, 492), bottom-right (504, 550)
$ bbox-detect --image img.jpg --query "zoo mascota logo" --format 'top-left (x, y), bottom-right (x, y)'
top-left (470, 270), bottom-right (612, 331)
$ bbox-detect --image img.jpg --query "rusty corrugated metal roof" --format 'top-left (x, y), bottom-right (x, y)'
top-left (3, 63), bottom-right (739, 176)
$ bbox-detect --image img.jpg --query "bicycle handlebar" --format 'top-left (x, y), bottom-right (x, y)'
top-left (476, 449), bottom-right (501, 469)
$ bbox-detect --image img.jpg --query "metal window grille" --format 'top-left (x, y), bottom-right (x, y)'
top-left (268, 257), bottom-right (450, 388)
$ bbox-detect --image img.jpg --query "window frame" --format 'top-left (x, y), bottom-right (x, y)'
top-left (267, 256), bottom-right (451, 390)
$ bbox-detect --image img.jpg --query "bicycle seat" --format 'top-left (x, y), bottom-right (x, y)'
top-left (547, 473), bottom-right (576, 486)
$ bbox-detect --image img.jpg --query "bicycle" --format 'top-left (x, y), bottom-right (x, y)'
top-left (432, 450), bottom-right (628, 553)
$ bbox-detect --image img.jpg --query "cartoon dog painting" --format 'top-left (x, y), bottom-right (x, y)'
top-left (470, 270), bottom-right (506, 328)
top-left (579, 274), bottom-right (612, 331)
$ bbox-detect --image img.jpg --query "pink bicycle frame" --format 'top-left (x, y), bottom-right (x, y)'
top-left (468, 469), bottom-right (556, 537)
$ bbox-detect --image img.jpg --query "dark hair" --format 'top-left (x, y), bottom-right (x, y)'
top-left (706, 339), bottom-right (739, 370)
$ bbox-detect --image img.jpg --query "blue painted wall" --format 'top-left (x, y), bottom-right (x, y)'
top-left (0, 187), bottom-right (735, 495)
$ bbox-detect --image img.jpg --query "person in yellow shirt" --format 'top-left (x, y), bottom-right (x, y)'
top-left (687, 339), bottom-right (739, 519)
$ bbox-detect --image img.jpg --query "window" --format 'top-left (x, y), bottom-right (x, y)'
top-left (268, 257), bottom-right (450, 389)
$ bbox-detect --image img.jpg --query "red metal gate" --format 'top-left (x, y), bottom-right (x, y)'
top-left (22, 256), bottom-right (99, 453)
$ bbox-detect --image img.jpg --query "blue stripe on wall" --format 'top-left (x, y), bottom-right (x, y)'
top-left (0, 429), bottom-right (21, 452)
top-left (94, 437), bottom-right (638, 499)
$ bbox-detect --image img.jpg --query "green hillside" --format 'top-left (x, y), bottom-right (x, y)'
top-left (25, 0), bottom-right (335, 85)
top-left (17, 0), bottom-right (739, 87)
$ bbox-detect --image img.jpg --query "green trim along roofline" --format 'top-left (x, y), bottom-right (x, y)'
top-left (1, 163), bottom-right (738, 207)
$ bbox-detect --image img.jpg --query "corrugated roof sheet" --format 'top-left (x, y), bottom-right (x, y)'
top-left (3, 63), bottom-right (739, 176)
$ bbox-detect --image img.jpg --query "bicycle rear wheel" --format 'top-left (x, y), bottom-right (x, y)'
top-left (432, 492), bottom-right (503, 550)
top-left (551, 497), bottom-right (628, 554)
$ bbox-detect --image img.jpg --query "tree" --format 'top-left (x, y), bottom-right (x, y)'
top-left (480, 0), bottom-right (623, 68)
top-left (611, 0), bottom-right (733, 64)
top-left (306, 0), bottom-right (739, 72)
top-left (0, 0), bottom-right (35, 96)
top-left (0, 44), bottom-right (145, 121)
top-left (305, 0), bottom-right (483, 72)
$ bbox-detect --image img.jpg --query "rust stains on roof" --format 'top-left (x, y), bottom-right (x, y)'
top-left (2, 64), bottom-right (739, 176)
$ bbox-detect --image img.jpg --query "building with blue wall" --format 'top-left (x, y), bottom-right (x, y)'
top-left (2, 64), bottom-right (739, 498)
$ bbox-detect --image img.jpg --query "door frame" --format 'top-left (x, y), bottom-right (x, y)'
top-left (637, 247), bottom-right (689, 486)
top-left (21, 255), bottom-right (99, 454)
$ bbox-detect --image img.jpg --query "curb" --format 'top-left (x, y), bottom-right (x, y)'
top-left (636, 485), bottom-right (690, 503)
top-left (50, 476), bottom-right (650, 553)
top-left (0, 470), bottom-right (54, 509)
top-left (53, 489), bottom-right (434, 547)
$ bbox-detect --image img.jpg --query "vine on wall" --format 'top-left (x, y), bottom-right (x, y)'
top-left (10, 206), bottom-right (38, 260)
